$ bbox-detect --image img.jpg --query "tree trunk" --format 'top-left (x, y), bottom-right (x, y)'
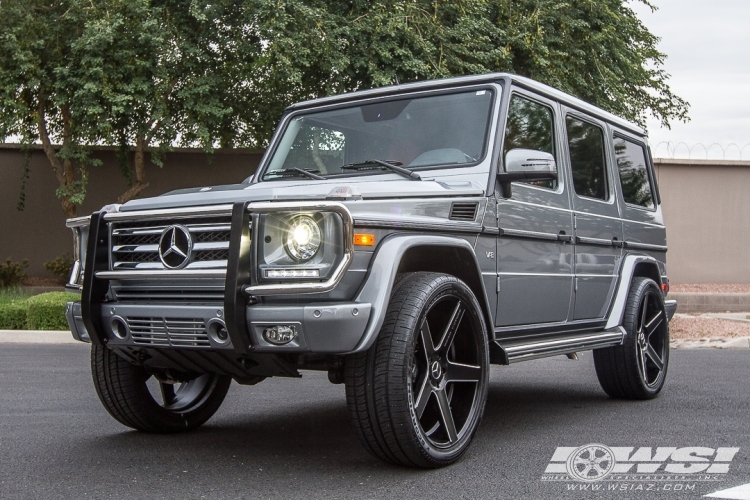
top-left (36, 99), bottom-right (78, 218)
top-left (116, 134), bottom-right (150, 204)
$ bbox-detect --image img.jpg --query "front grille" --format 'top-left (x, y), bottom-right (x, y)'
top-left (110, 215), bottom-right (233, 271)
top-left (128, 317), bottom-right (210, 347)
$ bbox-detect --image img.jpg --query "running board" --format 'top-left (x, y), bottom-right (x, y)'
top-left (493, 327), bottom-right (626, 364)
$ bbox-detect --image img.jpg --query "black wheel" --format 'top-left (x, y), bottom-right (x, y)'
top-left (91, 345), bottom-right (231, 432)
top-left (594, 277), bottom-right (669, 399)
top-left (345, 272), bottom-right (489, 468)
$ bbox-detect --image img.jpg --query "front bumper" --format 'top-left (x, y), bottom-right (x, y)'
top-left (66, 300), bottom-right (372, 354)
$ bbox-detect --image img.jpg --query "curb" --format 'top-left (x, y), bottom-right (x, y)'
top-left (669, 292), bottom-right (750, 314)
top-left (0, 330), bottom-right (80, 344)
top-left (671, 337), bottom-right (750, 350)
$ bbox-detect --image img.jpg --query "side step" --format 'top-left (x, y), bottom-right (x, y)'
top-left (493, 327), bottom-right (626, 364)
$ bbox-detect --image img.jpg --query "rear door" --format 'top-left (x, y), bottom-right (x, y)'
top-left (494, 90), bottom-right (574, 328)
top-left (562, 110), bottom-right (624, 320)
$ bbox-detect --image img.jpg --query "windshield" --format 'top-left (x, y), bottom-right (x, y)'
top-left (262, 88), bottom-right (494, 180)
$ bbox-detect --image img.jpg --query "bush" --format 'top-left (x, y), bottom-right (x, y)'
top-left (0, 258), bottom-right (28, 288)
top-left (44, 253), bottom-right (74, 282)
top-left (0, 300), bottom-right (28, 329)
top-left (25, 292), bottom-right (72, 330)
top-left (0, 289), bottom-right (30, 329)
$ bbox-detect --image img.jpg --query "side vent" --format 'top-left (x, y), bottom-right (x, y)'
top-left (449, 202), bottom-right (479, 221)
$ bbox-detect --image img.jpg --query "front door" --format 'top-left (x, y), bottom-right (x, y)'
top-left (495, 91), bottom-right (574, 328)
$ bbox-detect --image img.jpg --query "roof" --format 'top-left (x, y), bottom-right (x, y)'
top-left (287, 73), bottom-right (646, 136)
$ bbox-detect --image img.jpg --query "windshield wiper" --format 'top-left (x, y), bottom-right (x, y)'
top-left (264, 168), bottom-right (326, 180)
top-left (340, 159), bottom-right (421, 181)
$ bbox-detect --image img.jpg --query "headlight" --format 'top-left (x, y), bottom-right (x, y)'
top-left (285, 216), bottom-right (321, 261)
top-left (258, 211), bottom-right (343, 282)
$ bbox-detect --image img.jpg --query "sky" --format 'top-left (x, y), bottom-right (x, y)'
top-left (630, 0), bottom-right (750, 159)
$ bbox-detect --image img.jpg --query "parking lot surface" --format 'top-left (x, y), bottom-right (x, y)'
top-left (1, 344), bottom-right (748, 499)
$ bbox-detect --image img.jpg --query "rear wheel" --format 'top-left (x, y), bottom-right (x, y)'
top-left (91, 345), bottom-right (231, 432)
top-left (345, 272), bottom-right (489, 467)
top-left (594, 277), bottom-right (669, 399)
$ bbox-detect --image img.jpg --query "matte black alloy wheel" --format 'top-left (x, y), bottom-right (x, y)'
top-left (594, 277), bottom-right (670, 399)
top-left (411, 293), bottom-right (483, 447)
top-left (345, 272), bottom-right (489, 468)
top-left (634, 287), bottom-right (668, 387)
top-left (91, 345), bottom-right (231, 433)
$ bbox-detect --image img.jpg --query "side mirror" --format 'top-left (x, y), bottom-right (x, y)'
top-left (497, 149), bottom-right (558, 198)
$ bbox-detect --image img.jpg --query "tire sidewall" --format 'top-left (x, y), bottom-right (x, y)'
top-left (623, 277), bottom-right (670, 397)
top-left (398, 275), bottom-right (490, 464)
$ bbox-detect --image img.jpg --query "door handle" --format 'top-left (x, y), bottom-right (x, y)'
top-left (557, 231), bottom-right (573, 243)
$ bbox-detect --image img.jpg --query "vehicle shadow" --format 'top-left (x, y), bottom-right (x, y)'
top-left (78, 374), bottom-right (626, 475)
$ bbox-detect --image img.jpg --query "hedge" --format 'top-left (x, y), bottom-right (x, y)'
top-left (0, 300), bottom-right (27, 329)
top-left (0, 291), bottom-right (77, 330)
top-left (25, 292), bottom-right (72, 330)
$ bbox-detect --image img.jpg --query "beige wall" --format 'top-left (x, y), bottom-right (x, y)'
top-left (0, 144), bottom-right (262, 276)
top-left (0, 145), bottom-right (747, 283)
top-left (655, 159), bottom-right (750, 284)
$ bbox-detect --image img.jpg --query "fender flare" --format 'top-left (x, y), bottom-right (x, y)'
top-left (605, 254), bottom-right (663, 330)
top-left (350, 234), bottom-right (493, 353)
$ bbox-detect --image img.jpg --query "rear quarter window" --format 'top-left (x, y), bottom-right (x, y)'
top-left (614, 137), bottom-right (654, 209)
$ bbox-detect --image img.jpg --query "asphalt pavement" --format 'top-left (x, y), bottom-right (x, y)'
top-left (0, 343), bottom-right (748, 499)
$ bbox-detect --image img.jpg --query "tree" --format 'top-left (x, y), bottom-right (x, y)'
top-left (244, 0), bottom-right (688, 141)
top-left (0, 0), bottom-right (258, 216)
top-left (1, 0), bottom-right (687, 217)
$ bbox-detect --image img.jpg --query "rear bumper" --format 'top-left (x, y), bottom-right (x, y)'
top-left (665, 299), bottom-right (677, 321)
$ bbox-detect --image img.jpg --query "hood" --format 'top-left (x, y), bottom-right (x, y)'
top-left (119, 176), bottom-right (487, 212)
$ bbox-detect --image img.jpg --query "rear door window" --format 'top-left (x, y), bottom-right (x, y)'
top-left (614, 136), bottom-right (655, 209)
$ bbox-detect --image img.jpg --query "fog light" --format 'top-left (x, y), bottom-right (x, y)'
top-left (263, 325), bottom-right (297, 345)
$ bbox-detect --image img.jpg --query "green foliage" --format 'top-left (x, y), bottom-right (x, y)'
top-left (0, 301), bottom-right (28, 329)
top-left (43, 254), bottom-right (74, 282)
top-left (244, 0), bottom-right (688, 140)
top-left (0, 0), bottom-right (688, 214)
top-left (24, 292), bottom-right (73, 331)
top-left (0, 258), bottom-right (29, 288)
top-left (0, 290), bottom-right (76, 330)
top-left (0, 289), bottom-right (31, 330)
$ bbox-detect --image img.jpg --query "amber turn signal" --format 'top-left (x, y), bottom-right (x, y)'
top-left (354, 234), bottom-right (376, 246)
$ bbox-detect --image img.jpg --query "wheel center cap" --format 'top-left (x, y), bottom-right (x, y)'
top-left (430, 360), bottom-right (442, 380)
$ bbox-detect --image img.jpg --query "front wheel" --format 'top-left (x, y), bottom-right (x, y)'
top-left (91, 345), bottom-right (231, 432)
top-left (594, 277), bottom-right (670, 399)
top-left (345, 272), bottom-right (490, 468)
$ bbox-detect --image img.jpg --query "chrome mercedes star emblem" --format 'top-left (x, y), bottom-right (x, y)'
top-left (158, 225), bottom-right (193, 269)
top-left (430, 360), bottom-right (442, 380)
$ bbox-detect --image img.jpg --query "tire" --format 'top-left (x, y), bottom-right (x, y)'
top-left (345, 272), bottom-right (490, 468)
top-left (91, 345), bottom-right (232, 433)
top-left (593, 277), bottom-right (670, 399)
